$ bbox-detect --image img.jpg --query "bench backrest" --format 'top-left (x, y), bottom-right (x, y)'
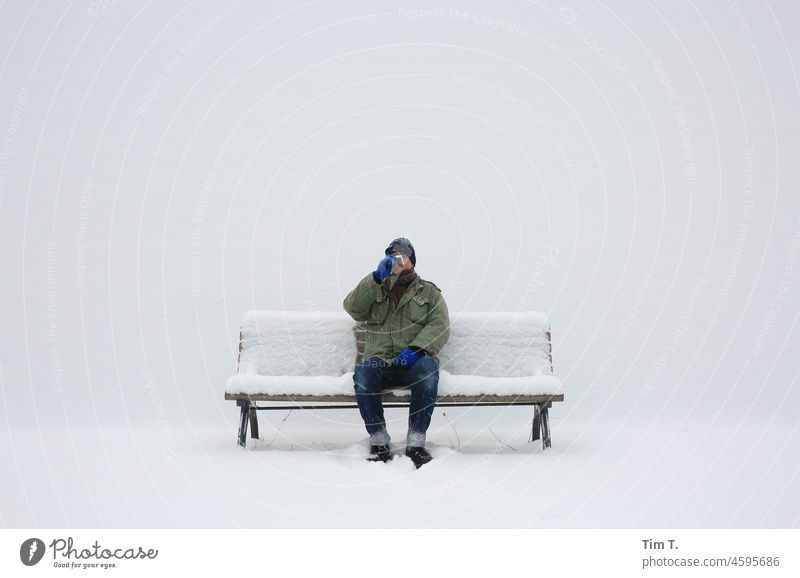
top-left (238, 311), bottom-right (553, 377)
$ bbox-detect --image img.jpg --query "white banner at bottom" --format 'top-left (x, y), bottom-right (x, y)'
top-left (2, 529), bottom-right (798, 577)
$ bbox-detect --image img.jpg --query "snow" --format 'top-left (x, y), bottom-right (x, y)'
top-left (2, 420), bottom-right (797, 527)
top-left (229, 310), bottom-right (561, 396)
top-left (439, 311), bottom-right (552, 377)
top-left (226, 370), bottom-right (563, 397)
top-left (435, 371), bottom-right (563, 397)
top-left (1, 0), bottom-right (799, 529)
top-left (238, 311), bottom-right (358, 377)
top-left (228, 372), bottom-right (354, 396)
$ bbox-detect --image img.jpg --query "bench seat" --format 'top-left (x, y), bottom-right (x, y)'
top-left (225, 370), bottom-right (563, 398)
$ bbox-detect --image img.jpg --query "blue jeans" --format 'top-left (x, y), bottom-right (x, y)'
top-left (353, 355), bottom-right (439, 447)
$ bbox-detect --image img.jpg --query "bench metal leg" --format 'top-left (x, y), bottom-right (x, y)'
top-left (237, 400), bottom-right (250, 447)
top-left (530, 402), bottom-right (552, 449)
top-left (531, 404), bottom-right (542, 443)
top-left (249, 406), bottom-right (259, 440)
top-left (541, 402), bottom-right (552, 449)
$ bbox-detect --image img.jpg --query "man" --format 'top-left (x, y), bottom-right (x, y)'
top-left (343, 237), bottom-right (450, 468)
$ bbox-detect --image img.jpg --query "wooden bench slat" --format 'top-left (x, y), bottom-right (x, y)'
top-left (225, 392), bottom-right (564, 403)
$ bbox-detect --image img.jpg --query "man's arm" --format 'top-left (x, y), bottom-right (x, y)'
top-left (409, 290), bottom-right (450, 357)
top-left (343, 273), bottom-right (381, 322)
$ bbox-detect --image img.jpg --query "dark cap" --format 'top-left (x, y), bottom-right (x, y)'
top-left (384, 237), bottom-right (416, 266)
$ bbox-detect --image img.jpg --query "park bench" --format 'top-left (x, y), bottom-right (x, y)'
top-left (225, 311), bottom-right (564, 450)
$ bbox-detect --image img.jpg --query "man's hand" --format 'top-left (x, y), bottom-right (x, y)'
top-left (372, 255), bottom-right (394, 283)
top-left (395, 348), bottom-right (421, 367)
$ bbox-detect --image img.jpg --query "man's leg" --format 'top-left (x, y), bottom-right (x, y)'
top-left (404, 355), bottom-right (439, 448)
top-left (353, 357), bottom-right (391, 446)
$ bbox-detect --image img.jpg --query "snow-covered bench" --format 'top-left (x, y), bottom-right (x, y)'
top-left (225, 311), bottom-right (564, 449)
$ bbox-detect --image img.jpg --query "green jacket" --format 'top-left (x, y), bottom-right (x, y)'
top-left (343, 271), bottom-right (451, 365)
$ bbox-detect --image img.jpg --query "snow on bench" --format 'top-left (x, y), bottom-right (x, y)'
top-left (225, 311), bottom-right (565, 448)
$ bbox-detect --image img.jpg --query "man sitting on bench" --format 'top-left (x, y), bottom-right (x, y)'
top-left (343, 237), bottom-right (451, 468)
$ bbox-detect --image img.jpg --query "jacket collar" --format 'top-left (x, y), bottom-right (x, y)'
top-left (396, 275), bottom-right (425, 309)
top-left (382, 269), bottom-right (423, 308)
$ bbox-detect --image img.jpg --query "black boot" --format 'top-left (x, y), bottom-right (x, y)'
top-left (367, 444), bottom-right (393, 463)
top-left (405, 446), bottom-right (433, 469)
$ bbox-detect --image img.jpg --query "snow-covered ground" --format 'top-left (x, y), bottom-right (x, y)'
top-left (3, 415), bottom-right (798, 527)
top-left (1, 0), bottom-right (799, 527)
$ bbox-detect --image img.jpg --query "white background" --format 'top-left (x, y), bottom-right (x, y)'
top-left (2, 529), bottom-right (799, 577)
top-left (0, 0), bottom-right (798, 527)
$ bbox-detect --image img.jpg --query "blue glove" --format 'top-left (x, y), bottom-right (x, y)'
top-left (395, 348), bottom-right (421, 367)
top-left (372, 255), bottom-right (394, 283)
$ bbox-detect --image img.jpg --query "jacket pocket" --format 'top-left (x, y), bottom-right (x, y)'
top-left (368, 295), bottom-right (390, 325)
top-left (406, 295), bottom-right (430, 324)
